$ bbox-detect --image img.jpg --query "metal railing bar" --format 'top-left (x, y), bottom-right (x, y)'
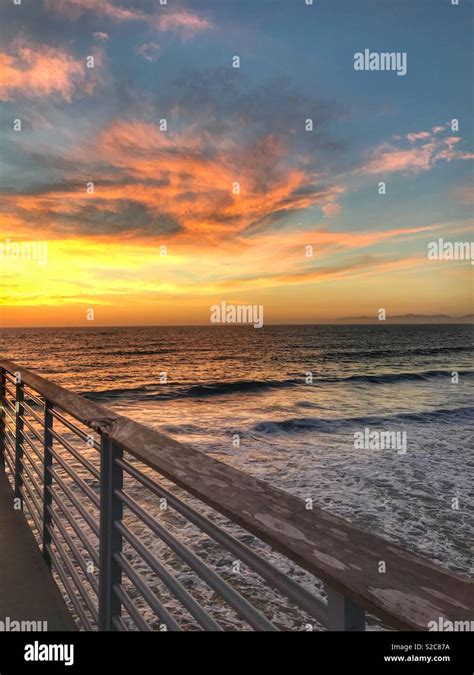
top-left (111, 615), bottom-right (128, 632)
top-left (21, 439), bottom-right (43, 476)
top-left (118, 457), bottom-right (328, 625)
top-left (48, 486), bottom-right (99, 566)
top-left (42, 399), bottom-right (53, 569)
top-left (116, 521), bottom-right (222, 632)
top-left (3, 444), bottom-right (15, 477)
top-left (113, 552), bottom-right (182, 632)
top-left (49, 426), bottom-right (100, 479)
top-left (20, 449), bottom-right (43, 499)
top-left (4, 372), bottom-right (16, 386)
top-left (49, 466), bottom-right (100, 538)
top-left (20, 492), bottom-right (43, 538)
top-left (47, 504), bottom-right (99, 595)
top-left (3, 400), bottom-right (16, 425)
top-left (0, 368), bottom-right (4, 470)
top-left (4, 429), bottom-right (16, 455)
top-left (117, 489), bottom-right (276, 631)
top-left (19, 482), bottom-right (43, 532)
top-left (98, 436), bottom-right (123, 631)
top-left (4, 436), bottom-right (15, 464)
top-left (4, 438), bottom-right (17, 467)
top-left (4, 435), bottom-right (15, 456)
top-left (4, 383), bottom-right (17, 399)
top-left (51, 407), bottom-right (100, 451)
top-left (47, 544), bottom-right (93, 631)
top-left (3, 435), bottom-right (16, 462)
top-left (47, 525), bottom-right (99, 623)
top-left (16, 380), bottom-right (29, 517)
top-left (23, 388), bottom-right (44, 408)
top-left (112, 584), bottom-right (151, 632)
top-left (19, 428), bottom-right (43, 464)
top-left (3, 415), bottom-right (16, 440)
top-left (22, 399), bottom-right (44, 425)
top-left (19, 464), bottom-right (43, 513)
top-left (21, 415), bottom-right (44, 445)
top-left (49, 446), bottom-right (100, 509)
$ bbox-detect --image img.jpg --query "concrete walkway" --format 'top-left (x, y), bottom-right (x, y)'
top-left (0, 471), bottom-right (76, 631)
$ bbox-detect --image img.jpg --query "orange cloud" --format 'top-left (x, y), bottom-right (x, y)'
top-left (242, 225), bottom-right (439, 271)
top-left (358, 129), bottom-right (474, 176)
top-left (5, 119), bottom-right (338, 243)
top-left (44, 0), bottom-right (142, 22)
top-left (0, 42), bottom-right (88, 101)
top-left (45, 0), bottom-right (212, 35)
top-left (157, 11), bottom-right (212, 36)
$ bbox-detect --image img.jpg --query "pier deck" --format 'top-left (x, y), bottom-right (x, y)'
top-left (0, 472), bottom-right (75, 631)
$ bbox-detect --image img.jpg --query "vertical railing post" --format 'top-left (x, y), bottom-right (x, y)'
top-left (14, 376), bottom-right (24, 504)
top-left (98, 434), bottom-right (123, 631)
top-left (0, 368), bottom-right (5, 469)
top-left (326, 586), bottom-right (366, 631)
top-left (42, 399), bottom-right (53, 567)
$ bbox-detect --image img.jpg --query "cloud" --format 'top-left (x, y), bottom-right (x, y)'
top-left (39, 199), bottom-right (182, 237)
top-left (245, 224), bottom-right (438, 261)
top-left (358, 127), bottom-right (474, 176)
top-left (406, 131), bottom-right (431, 143)
top-left (93, 31), bottom-right (109, 41)
top-left (44, 0), bottom-right (143, 22)
top-left (90, 120), bottom-right (344, 238)
top-left (44, 0), bottom-right (212, 36)
top-left (156, 11), bottom-right (212, 37)
top-left (2, 116), bottom-right (344, 243)
top-left (0, 40), bottom-right (88, 101)
top-left (203, 254), bottom-right (429, 294)
top-left (137, 42), bottom-right (160, 62)
top-left (0, 60), bottom-right (348, 243)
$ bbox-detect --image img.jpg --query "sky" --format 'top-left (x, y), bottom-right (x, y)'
top-left (0, 0), bottom-right (473, 327)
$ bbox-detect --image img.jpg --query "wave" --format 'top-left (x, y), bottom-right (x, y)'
top-left (252, 407), bottom-right (474, 434)
top-left (82, 369), bottom-right (473, 401)
top-left (329, 370), bottom-right (474, 385)
top-left (83, 378), bottom-right (300, 401)
top-left (94, 348), bottom-right (177, 357)
top-left (330, 345), bottom-right (473, 359)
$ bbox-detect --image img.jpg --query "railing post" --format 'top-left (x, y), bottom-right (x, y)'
top-left (0, 368), bottom-right (5, 469)
top-left (14, 376), bottom-right (24, 504)
top-left (326, 586), bottom-right (366, 631)
top-left (42, 399), bottom-right (53, 567)
top-left (98, 434), bottom-right (123, 631)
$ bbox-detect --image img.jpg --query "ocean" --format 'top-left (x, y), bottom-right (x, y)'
top-left (1, 324), bottom-right (472, 628)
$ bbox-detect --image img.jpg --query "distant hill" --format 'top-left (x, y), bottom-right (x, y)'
top-left (333, 314), bottom-right (474, 324)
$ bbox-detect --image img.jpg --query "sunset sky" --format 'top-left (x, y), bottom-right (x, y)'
top-left (0, 0), bottom-right (472, 327)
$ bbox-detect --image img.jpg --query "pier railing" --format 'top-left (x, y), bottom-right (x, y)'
top-left (0, 358), bottom-right (471, 631)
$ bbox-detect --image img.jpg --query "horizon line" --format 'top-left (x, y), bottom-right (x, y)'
top-left (1, 321), bottom-right (473, 330)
